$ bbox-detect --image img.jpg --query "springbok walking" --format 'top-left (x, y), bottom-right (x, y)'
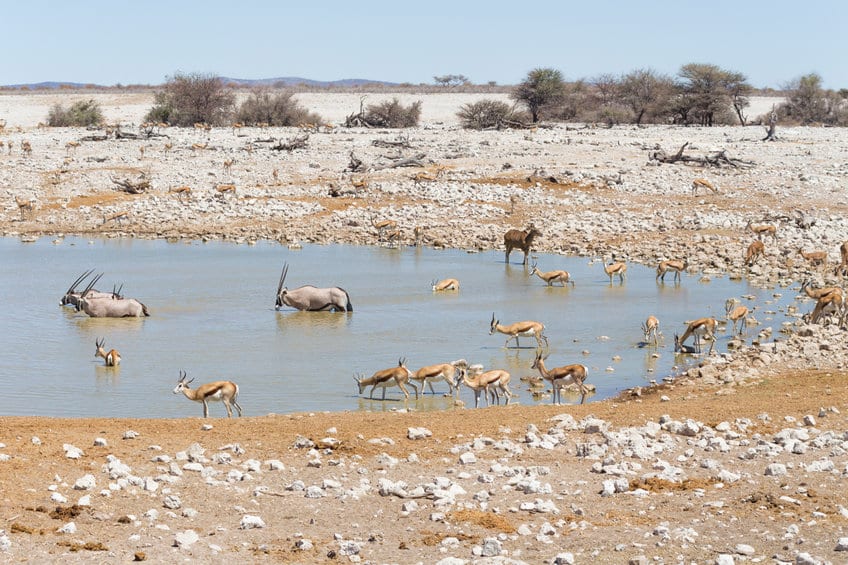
top-left (173, 371), bottom-right (243, 418)
top-left (353, 357), bottom-right (418, 400)
top-left (530, 350), bottom-right (589, 405)
top-left (489, 313), bottom-right (548, 349)
top-left (94, 338), bottom-right (121, 366)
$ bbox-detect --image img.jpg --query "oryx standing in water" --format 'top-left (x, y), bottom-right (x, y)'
top-left (76, 273), bottom-right (149, 317)
top-left (60, 269), bottom-right (118, 307)
top-left (275, 263), bottom-right (352, 312)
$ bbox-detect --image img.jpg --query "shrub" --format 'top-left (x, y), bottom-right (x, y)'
top-left (235, 89), bottom-right (322, 126)
top-left (145, 72), bottom-right (235, 126)
top-left (457, 99), bottom-right (524, 129)
top-left (47, 99), bottom-right (104, 127)
top-left (511, 68), bottom-right (565, 122)
top-left (364, 98), bottom-right (421, 128)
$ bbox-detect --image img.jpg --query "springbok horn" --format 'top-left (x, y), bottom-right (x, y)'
top-left (491, 312), bottom-right (496, 324)
top-left (67, 269), bottom-right (94, 294)
top-left (179, 370), bottom-right (186, 382)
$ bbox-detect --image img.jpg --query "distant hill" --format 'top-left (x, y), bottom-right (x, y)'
top-left (3, 77), bottom-right (401, 89)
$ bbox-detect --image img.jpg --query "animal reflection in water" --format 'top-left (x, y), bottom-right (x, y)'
top-left (275, 262), bottom-right (352, 312)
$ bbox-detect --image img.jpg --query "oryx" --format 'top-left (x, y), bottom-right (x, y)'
top-left (275, 263), bottom-right (352, 312)
top-left (76, 273), bottom-right (149, 318)
top-left (60, 269), bottom-right (118, 307)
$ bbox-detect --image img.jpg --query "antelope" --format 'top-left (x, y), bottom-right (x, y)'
top-left (76, 274), bottom-right (149, 317)
top-left (191, 142), bottom-right (208, 152)
top-left (6, 140), bottom-right (13, 154)
top-left (173, 370), bottom-right (242, 418)
top-left (459, 366), bottom-right (512, 408)
top-left (353, 358), bottom-right (418, 400)
top-left (724, 299), bottom-right (750, 336)
top-left (412, 169), bottom-right (440, 186)
top-left (489, 313), bottom-right (548, 349)
top-left (168, 185), bottom-right (192, 202)
top-left (504, 226), bottom-right (542, 265)
top-left (641, 315), bottom-right (660, 345)
top-left (223, 158), bottom-right (235, 173)
top-left (275, 262), bottom-right (352, 312)
top-left (656, 259), bottom-right (687, 283)
top-left (94, 337), bottom-right (121, 367)
top-left (798, 248), bottom-right (828, 268)
top-left (21, 140), bottom-right (32, 157)
top-left (371, 215), bottom-right (397, 242)
top-left (529, 261), bottom-right (574, 287)
top-left (102, 211), bottom-right (128, 226)
top-left (835, 241), bottom-right (848, 277)
top-left (65, 140), bottom-right (80, 154)
top-left (411, 359), bottom-right (467, 396)
top-left (413, 226), bottom-right (424, 247)
top-left (604, 261), bottom-right (627, 283)
top-left (138, 146), bottom-right (145, 160)
top-left (231, 122), bottom-right (244, 135)
top-left (530, 350), bottom-right (589, 405)
top-left (215, 184), bottom-right (236, 197)
top-left (745, 219), bottom-right (777, 241)
top-left (14, 195), bottom-right (34, 220)
top-left (272, 169), bottom-right (280, 185)
top-left (745, 241), bottom-right (764, 266)
top-left (673, 317), bottom-right (717, 355)
top-left (350, 176), bottom-right (368, 191)
top-left (810, 289), bottom-right (845, 324)
top-left (163, 142), bottom-right (173, 152)
top-left (691, 178), bottom-right (718, 195)
top-left (432, 278), bottom-right (459, 291)
top-left (193, 122), bottom-right (211, 132)
top-left (59, 271), bottom-right (120, 307)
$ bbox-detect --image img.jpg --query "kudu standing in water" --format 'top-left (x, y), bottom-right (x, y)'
top-left (76, 273), bottom-right (149, 317)
top-left (275, 263), bottom-right (352, 312)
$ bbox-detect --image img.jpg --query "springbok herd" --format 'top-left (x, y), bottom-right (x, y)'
top-left (59, 219), bottom-right (848, 417)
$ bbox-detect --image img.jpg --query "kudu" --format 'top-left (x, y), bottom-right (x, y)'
top-left (504, 226), bottom-right (541, 265)
top-left (76, 273), bottom-right (149, 317)
top-left (173, 370), bottom-right (242, 418)
top-left (275, 263), bottom-right (352, 312)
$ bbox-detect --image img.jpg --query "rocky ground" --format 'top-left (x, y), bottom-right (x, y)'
top-left (1, 91), bottom-right (848, 563)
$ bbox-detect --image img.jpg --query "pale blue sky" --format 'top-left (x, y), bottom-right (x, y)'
top-left (5, 1), bottom-right (846, 89)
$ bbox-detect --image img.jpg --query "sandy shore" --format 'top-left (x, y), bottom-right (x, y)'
top-left (1, 90), bottom-right (847, 563)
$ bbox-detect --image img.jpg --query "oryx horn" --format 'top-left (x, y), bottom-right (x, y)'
top-left (67, 269), bottom-right (95, 294)
top-left (277, 262), bottom-right (289, 295)
top-left (81, 272), bottom-right (104, 296)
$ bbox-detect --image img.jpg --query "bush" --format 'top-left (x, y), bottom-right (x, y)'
top-left (364, 98), bottom-right (421, 128)
top-left (47, 99), bottom-right (104, 127)
top-left (457, 99), bottom-right (524, 129)
top-left (145, 72), bottom-right (235, 126)
top-left (235, 89), bottom-right (322, 126)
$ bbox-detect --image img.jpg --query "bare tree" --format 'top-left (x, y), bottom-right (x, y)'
top-left (146, 72), bottom-right (235, 126)
top-left (618, 68), bottom-right (675, 125)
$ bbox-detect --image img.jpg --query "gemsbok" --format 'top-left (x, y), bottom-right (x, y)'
top-left (673, 317), bottom-right (717, 355)
top-left (529, 261), bottom-right (574, 286)
top-left (641, 315), bottom-right (660, 345)
top-left (604, 261), bottom-right (627, 283)
top-left (656, 259), bottom-right (688, 283)
top-left (431, 278), bottom-right (459, 291)
top-left (60, 271), bottom-right (126, 308)
top-left (76, 274), bottom-right (149, 317)
top-left (531, 350), bottom-right (589, 405)
top-left (504, 226), bottom-right (542, 265)
top-left (459, 366), bottom-right (512, 408)
top-left (353, 358), bottom-right (418, 400)
top-left (173, 370), bottom-right (243, 418)
top-left (411, 359), bottom-right (467, 396)
top-left (489, 313), bottom-right (548, 349)
top-left (94, 337), bottom-right (121, 367)
top-left (275, 263), bottom-right (352, 312)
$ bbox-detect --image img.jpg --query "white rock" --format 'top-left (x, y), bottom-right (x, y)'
top-left (734, 543), bottom-right (755, 555)
top-left (63, 444), bottom-right (83, 459)
top-left (240, 515), bottom-right (265, 529)
top-left (173, 529), bottom-right (199, 548)
top-left (73, 474), bottom-right (96, 490)
top-left (407, 427), bottom-right (433, 440)
top-left (459, 452), bottom-right (477, 465)
top-left (57, 522), bottom-right (76, 534)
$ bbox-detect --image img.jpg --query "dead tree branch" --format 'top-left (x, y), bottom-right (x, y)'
top-left (371, 134), bottom-right (412, 149)
top-left (110, 175), bottom-right (150, 194)
top-left (270, 134), bottom-right (309, 151)
top-left (648, 142), bottom-right (754, 169)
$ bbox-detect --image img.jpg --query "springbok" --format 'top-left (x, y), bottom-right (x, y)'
top-left (745, 241), bottom-right (764, 266)
top-left (801, 280), bottom-right (845, 324)
top-left (431, 278), bottom-right (459, 291)
top-left (489, 313), bottom-right (548, 348)
top-left (459, 366), bottom-right (511, 408)
top-left (371, 215), bottom-right (398, 242)
top-left (641, 315), bottom-right (660, 345)
top-left (745, 219), bottom-right (777, 241)
top-left (724, 299), bottom-right (750, 336)
top-left (691, 178), bottom-right (718, 195)
top-left (656, 259), bottom-right (688, 283)
top-left (504, 226), bottom-right (542, 265)
top-left (798, 248), bottom-right (828, 268)
top-left (673, 317), bottom-right (717, 355)
top-left (15, 195), bottom-right (34, 220)
top-left (604, 261), bottom-right (627, 283)
top-left (173, 370), bottom-right (242, 418)
top-left (834, 241), bottom-right (848, 277)
top-left (94, 337), bottom-right (121, 367)
top-left (531, 350), bottom-right (589, 405)
top-left (353, 358), bottom-right (418, 400)
top-left (76, 274), bottom-right (149, 317)
top-left (275, 263), bottom-right (352, 312)
top-left (411, 359), bottom-right (467, 396)
top-left (529, 261), bottom-right (574, 286)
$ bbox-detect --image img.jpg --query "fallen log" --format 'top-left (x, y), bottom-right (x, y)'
top-left (648, 142), bottom-right (754, 169)
top-left (110, 175), bottom-right (150, 194)
top-left (270, 134), bottom-right (309, 151)
top-left (373, 153), bottom-right (428, 170)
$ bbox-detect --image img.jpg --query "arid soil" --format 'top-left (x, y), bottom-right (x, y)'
top-left (1, 91), bottom-right (848, 564)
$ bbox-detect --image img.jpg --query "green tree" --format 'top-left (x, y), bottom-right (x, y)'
top-left (780, 73), bottom-right (828, 124)
top-left (618, 68), bottom-right (676, 124)
top-left (145, 72), bottom-right (235, 126)
top-left (511, 68), bottom-right (565, 122)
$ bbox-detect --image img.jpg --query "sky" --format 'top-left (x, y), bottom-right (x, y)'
top-left (5, 1), bottom-right (847, 89)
